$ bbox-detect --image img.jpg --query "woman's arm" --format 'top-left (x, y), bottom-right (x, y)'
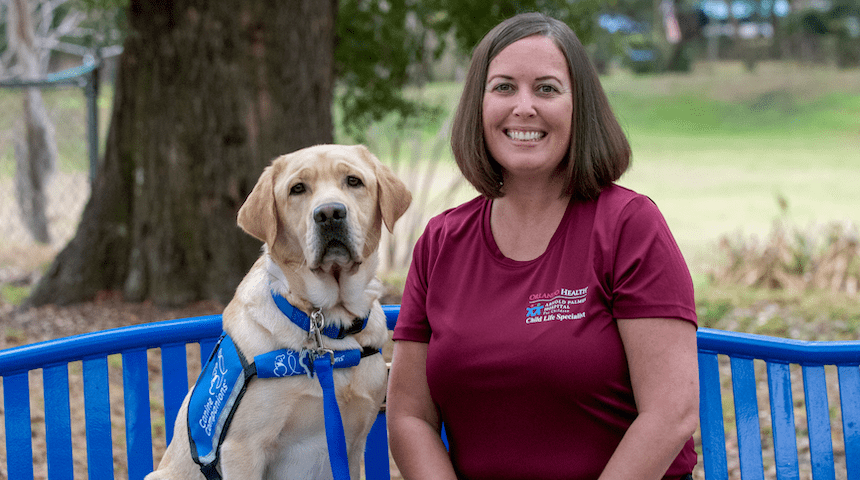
top-left (387, 340), bottom-right (458, 479)
top-left (599, 318), bottom-right (699, 480)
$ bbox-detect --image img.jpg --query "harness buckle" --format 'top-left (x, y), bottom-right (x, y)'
top-left (315, 348), bottom-right (336, 365)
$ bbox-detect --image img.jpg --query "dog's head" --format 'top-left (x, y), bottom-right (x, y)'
top-left (237, 144), bottom-right (411, 280)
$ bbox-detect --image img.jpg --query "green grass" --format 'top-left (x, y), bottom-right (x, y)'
top-left (605, 63), bottom-right (860, 283)
top-left (1, 283), bottom-right (31, 306)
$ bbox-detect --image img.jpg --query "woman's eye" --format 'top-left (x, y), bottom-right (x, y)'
top-left (537, 84), bottom-right (560, 95)
top-left (290, 183), bottom-right (306, 195)
top-left (346, 176), bottom-right (364, 188)
top-left (492, 83), bottom-right (514, 93)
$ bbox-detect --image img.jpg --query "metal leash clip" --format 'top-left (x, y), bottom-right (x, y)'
top-left (309, 309), bottom-right (335, 367)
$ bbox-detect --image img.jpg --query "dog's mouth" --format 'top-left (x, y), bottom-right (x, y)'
top-left (312, 237), bottom-right (360, 280)
top-left (308, 202), bottom-right (362, 280)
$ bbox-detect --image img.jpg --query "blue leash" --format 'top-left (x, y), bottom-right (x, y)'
top-left (306, 305), bottom-right (353, 480)
top-left (314, 352), bottom-right (352, 480)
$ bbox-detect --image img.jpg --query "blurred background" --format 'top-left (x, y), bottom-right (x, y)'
top-left (0, 0), bottom-right (857, 329)
top-left (0, 1), bottom-right (857, 478)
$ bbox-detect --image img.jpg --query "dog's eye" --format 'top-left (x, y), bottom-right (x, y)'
top-left (289, 183), bottom-right (306, 195)
top-left (346, 176), bottom-right (364, 188)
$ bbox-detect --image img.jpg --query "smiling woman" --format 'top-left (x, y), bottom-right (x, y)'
top-left (387, 12), bottom-right (699, 480)
top-left (450, 14), bottom-right (630, 203)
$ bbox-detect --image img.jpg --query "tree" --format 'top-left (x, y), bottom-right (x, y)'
top-left (26, 0), bottom-right (335, 306)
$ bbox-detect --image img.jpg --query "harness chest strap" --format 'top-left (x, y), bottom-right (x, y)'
top-left (186, 333), bottom-right (378, 480)
top-left (271, 290), bottom-right (369, 340)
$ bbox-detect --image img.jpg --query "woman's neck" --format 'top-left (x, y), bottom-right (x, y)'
top-left (490, 191), bottom-right (570, 261)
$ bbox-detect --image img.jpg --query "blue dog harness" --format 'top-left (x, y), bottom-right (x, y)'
top-left (187, 295), bottom-right (377, 480)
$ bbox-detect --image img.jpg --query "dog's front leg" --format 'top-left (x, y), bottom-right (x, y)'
top-left (218, 439), bottom-right (266, 479)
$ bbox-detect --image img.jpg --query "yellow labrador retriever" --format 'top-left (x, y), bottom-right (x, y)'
top-left (146, 144), bottom-right (411, 480)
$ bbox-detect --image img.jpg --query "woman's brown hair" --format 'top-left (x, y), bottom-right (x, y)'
top-left (450, 12), bottom-right (631, 200)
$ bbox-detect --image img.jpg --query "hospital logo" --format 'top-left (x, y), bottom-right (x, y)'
top-left (525, 287), bottom-right (588, 324)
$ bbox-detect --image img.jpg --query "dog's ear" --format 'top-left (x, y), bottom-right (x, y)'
top-left (358, 145), bottom-right (412, 233)
top-left (237, 160), bottom-right (281, 245)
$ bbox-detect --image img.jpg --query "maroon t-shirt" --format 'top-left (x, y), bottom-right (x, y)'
top-left (394, 184), bottom-right (698, 479)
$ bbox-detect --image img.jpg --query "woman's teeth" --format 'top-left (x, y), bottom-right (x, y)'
top-left (506, 130), bottom-right (545, 141)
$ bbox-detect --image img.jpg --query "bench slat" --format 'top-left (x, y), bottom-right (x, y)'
top-left (698, 351), bottom-right (729, 480)
top-left (731, 356), bottom-right (766, 480)
top-left (161, 343), bottom-right (190, 443)
top-left (838, 365), bottom-right (860, 480)
top-left (122, 348), bottom-right (154, 480)
top-left (200, 338), bottom-right (218, 366)
top-left (44, 364), bottom-right (74, 480)
top-left (802, 365), bottom-right (836, 480)
top-left (83, 356), bottom-right (115, 479)
top-left (364, 412), bottom-right (390, 480)
top-left (3, 372), bottom-right (35, 480)
top-left (766, 361), bottom-right (799, 480)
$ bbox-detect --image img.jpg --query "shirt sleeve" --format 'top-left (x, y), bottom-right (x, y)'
top-left (609, 196), bottom-right (697, 325)
top-left (391, 216), bottom-right (439, 343)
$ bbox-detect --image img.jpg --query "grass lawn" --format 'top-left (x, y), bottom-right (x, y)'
top-left (617, 132), bottom-right (859, 280)
top-left (604, 63), bottom-right (860, 284)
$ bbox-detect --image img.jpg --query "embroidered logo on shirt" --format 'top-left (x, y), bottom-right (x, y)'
top-left (525, 287), bottom-right (588, 324)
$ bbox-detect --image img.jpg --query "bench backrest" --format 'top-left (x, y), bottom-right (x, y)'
top-left (697, 328), bottom-right (860, 480)
top-left (0, 306), bottom-right (858, 479)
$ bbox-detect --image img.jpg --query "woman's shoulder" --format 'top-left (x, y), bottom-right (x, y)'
top-left (596, 184), bottom-right (660, 215)
top-left (598, 183), bottom-right (646, 203)
top-left (425, 195), bottom-right (487, 232)
top-left (413, 195), bottom-right (488, 261)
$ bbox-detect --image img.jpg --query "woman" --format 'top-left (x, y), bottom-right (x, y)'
top-left (387, 12), bottom-right (699, 480)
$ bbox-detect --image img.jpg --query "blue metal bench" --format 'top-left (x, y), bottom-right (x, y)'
top-left (1, 305), bottom-right (858, 479)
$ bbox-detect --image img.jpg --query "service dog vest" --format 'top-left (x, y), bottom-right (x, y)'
top-left (187, 333), bottom-right (375, 480)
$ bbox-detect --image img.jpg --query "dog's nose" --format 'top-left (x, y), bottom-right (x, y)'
top-left (313, 202), bottom-right (347, 226)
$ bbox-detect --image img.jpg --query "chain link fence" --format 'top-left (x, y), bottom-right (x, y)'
top-left (0, 62), bottom-right (101, 285)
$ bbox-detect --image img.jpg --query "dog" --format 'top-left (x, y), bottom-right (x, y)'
top-left (146, 144), bottom-right (411, 480)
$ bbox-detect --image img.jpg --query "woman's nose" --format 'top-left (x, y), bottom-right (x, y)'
top-left (512, 91), bottom-right (536, 117)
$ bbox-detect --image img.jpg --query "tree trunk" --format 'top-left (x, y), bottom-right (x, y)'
top-left (15, 88), bottom-right (57, 244)
top-left (9, 0), bottom-right (57, 244)
top-left (26, 0), bottom-right (336, 307)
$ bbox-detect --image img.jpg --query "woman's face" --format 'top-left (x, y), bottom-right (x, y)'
top-left (482, 35), bottom-right (573, 185)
